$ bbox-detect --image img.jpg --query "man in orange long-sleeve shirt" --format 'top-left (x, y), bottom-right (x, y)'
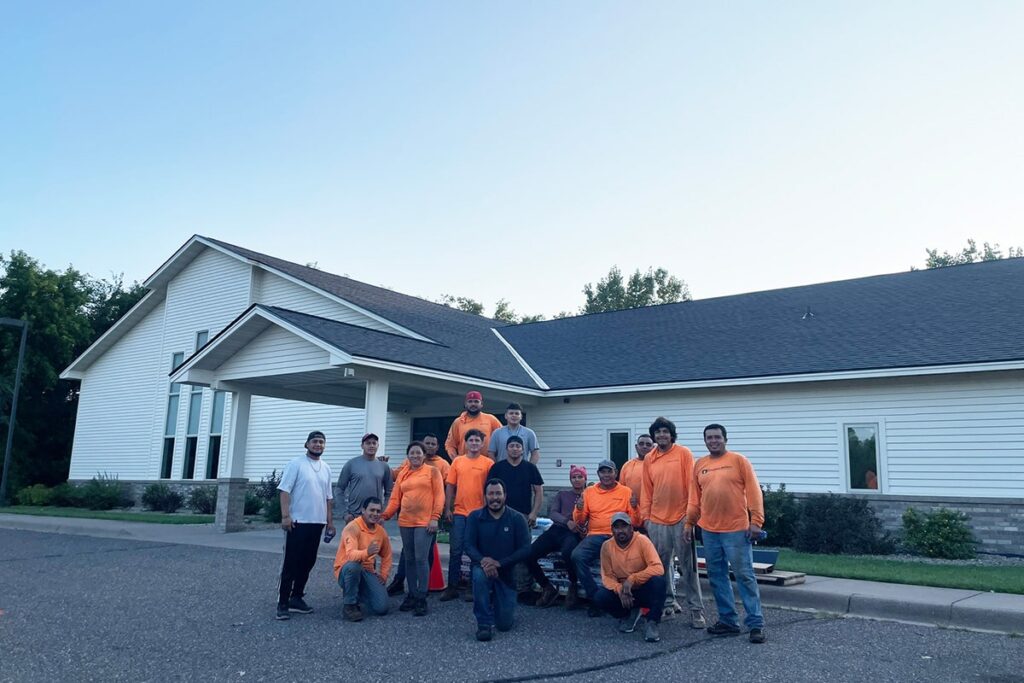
top-left (571, 459), bottom-right (632, 616)
top-left (639, 416), bottom-right (706, 627)
top-left (594, 513), bottom-right (667, 643)
top-left (684, 423), bottom-right (766, 644)
top-left (333, 496), bottom-right (393, 622)
top-left (440, 430), bottom-right (495, 601)
top-left (444, 391), bottom-right (502, 459)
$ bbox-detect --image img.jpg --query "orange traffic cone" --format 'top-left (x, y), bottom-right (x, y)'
top-left (428, 542), bottom-right (446, 591)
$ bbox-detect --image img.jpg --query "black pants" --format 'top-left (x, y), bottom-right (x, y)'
top-left (278, 523), bottom-right (324, 606)
top-left (526, 525), bottom-right (582, 586)
top-left (594, 574), bottom-right (667, 623)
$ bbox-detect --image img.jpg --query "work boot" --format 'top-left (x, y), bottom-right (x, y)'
top-left (463, 588), bottom-right (475, 603)
top-left (537, 583), bottom-right (559, 608)
top-left (439, 586), bottom-right (460, 602)
top-left (644, 620), bottom-right (661, 643)
top-left (275, 604), bottom-right (290, 621)
top-left (690, 609), bottom-right (707, 629)
top-left (386, 579), bottom-right (405, 597)
top-left (342, 604), bottom-right (363, 622)
top-left (565, 584), bottom-right (580, 610)
top-left (414, 598), bottom-right (429, 617)
top-left (749, 627), bottom-right (767, 644)
top-left (399, 594), bottom-right (416, 612)
top-left (707, 621), bottom-right (741, 636)
top-left (476, 625), bottom-right (494, 642)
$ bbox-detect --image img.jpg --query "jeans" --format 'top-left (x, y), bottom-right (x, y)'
top-left (471, 565), bottom-right (517, 630)
top-left (703, 529), bottom-right (764, 629)
top-left (400, 526), bottom-right (432, 599)
top-left (647, 521), bottom-right (704, 611)
top-left (393, 534), bottom-right (437, 584)
top-left (526, 525), bottom-right (581, 586)
top-left (447, 514), bottom-right (468, 588)
top-left (278, 522), bottom-right (324, 606)
top-left (593, 574), bottom-right (667, 623)
top-left (571, 534), bottom-right (610, 599)
top-left (339, 561), bottom-right (389, 615)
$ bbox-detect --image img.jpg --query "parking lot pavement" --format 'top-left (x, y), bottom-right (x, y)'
top-left (2, 528), bottom-right (1022, 683)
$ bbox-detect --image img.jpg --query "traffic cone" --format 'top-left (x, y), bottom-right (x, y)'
top-left (428, 542), bottom-right (446, 591)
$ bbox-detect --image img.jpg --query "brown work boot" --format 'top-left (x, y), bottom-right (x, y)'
top-left (439, 586), bottom-right (460, 602)
top-left (565, 583), bottom-right (580, 610)
top-left (537, 583), bottom-right (559, 608)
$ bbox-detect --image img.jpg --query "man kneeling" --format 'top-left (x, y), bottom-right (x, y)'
top-left (333, 496), bottom-right (392, 621)
top-left (466, 479), bottom-right (531, 641)
top-left (594, 512), bottom-right (666, 643)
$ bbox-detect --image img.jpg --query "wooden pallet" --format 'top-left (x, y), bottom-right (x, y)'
top-left (697, 567), bottom-right (806, 586)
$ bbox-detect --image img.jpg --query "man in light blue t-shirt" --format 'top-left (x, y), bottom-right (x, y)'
top-left (487, 403), bottom-right (541, 465)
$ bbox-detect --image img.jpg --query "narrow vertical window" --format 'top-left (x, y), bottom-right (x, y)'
top-left (182, 387), bottom-right (202, 480)
top-left (205, 391), bottom-right (226, 479)
top-left (161, 352), bottom-right (185, 479)
top-left (846, 424), bottom-right (880, 491)
top-left (608, 431), bottom-right (630, 471)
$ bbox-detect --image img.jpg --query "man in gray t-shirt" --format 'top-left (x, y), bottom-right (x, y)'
top-left (487, 402), bottom-right (541, 465)
top-left (336, 433), bottom-right (394, 521)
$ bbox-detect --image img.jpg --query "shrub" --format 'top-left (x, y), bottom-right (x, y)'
top-left (794, 494), bottom-right (893, 555)
top-left (902, 508), bottom-right (977, 560)
top-left (760, 483), bottom-right (799, 547)
top-left (50, 482), bottom-right (85, 507)
top-left (142, 483), bottom-right (183, 513)
top-left (15, 484), bottom-right (53, 506)
top-left (257, 470), bottom-right (283, 523)
top-left (244, 491), bottom-right (263, 515)
top-left (263, 493), bottom-right (282, 524)
top-left (186, 487), bottom-right (217, 514)
top-left (79, 474), bottom-right (133, 511)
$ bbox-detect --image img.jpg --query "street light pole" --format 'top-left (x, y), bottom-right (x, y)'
top-left (0, 318), bottom-right (28, 506)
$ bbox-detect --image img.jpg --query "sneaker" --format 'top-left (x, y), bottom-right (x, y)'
top-left (690, 609), bottom-right (707, 629)
top-left (618, 608), bottom-right (643, 633)
top-left (342, 604), bottom-right (363, 622)
top-left (275, 604), bottom-right (290, 621)
top-left (386, 579), bottom-right (405, 597)
top-left (287, 597), bottom-right (313, 614)
top-left (749, 627), bottom-right (767, 644)
top-left (587, 603), bottom-right (603, 618)
top-left (439, 586), bottom-right (460, 602)
top-left (537, 584), bottom-right (559, 608)
top-left (644, 620), bottom-right (661, 643)
top-left (476, 625), bottom-right (494, 642)
top-left (707, 621), bottom-right (741, 636)
top-left (661, 604), bottom-right (676, 621)
top-left (565, 587), bottom-right (581, 611)
top-left (414, 598), bottom-right (428, 617)
top-left (399, 594), bottom-right (416, 612)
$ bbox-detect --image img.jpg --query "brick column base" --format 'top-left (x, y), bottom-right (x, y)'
top-left (215, 478), bottom-right (249, 532)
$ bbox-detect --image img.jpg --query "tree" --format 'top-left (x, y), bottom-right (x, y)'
top-left (919, 239), bottom-right (1023, 269)
top-left (0, 251), bottom-right (145, 490)
top-left (493, 299), bottom-right (545, 325)
top-left (582, 266), bottom-right (691, 314)
top-left (439, 294), bottom-right (485, 316)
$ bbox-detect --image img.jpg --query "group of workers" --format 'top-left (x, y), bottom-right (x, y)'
top-left (274, 391), bottom-right (767, 645)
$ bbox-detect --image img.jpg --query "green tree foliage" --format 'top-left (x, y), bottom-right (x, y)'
top-left (493, 299), bottom-right (545, 324)
top-left (439, 294), bottom-right (485, 316)
top-left (582, 266), bottom-right (691, 314)
top-left (919, 238), bottom-right (1023, 269)
top-left (0, 251), bottom-right (145, 489)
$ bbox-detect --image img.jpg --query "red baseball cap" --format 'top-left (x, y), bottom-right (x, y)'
top-left (465, 391), bottom-right (483, 401)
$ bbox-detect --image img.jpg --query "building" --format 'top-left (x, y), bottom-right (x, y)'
top-left (61, 236), bottom-right (1024, 551)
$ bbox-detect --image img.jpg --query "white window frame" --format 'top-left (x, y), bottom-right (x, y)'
top-left (840, 420), bottom-right (888, 493)
top-left (606, 428), bottom-right (633, 471)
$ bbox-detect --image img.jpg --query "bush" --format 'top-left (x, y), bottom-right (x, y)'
top-left (761, 483), bottom-right (799, 547)
top-left (257, 470), bottom-right (283, 523)
top-left (79, 474), bottom-right (133, 511)
top-left (794, 494), bottom-right (893, 555)
top-left (14, 484), bottom-right (53, 506)
top-left (902, 508), bottom-right (977, 559)
top-left (186, 487), bottom-right (217, 514)
top-left (142, 483), bottom-right (183, 513)
top-left (244, 491), bottom-right (263, 515)
top-left (263, 493), bottom-right (282, 524)
top-left (50, 482), bottom-right (85, 507)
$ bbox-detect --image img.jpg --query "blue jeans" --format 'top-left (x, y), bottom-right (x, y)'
top-left (594, 574), bottom-right (667, 623)
top-left (703, 530), bottom-right (764, 629)
top-left (471, 565), bottom-right (516, 630)
top-left (447, 514), bottom-right (468, 588)
top-left (571, 534), bottom-right (610, 599)
top-left (339, 562), bottom-right (390, 615)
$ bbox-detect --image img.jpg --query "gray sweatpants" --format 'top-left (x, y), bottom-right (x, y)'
top-left (400, 526), bottom-right (432, 599)
top-left (647, 520), bottom-right (704, 612)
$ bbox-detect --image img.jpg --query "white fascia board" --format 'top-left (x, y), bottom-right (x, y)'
top-left (491, 328), bottom-right (549, 390)
top-left (169, 307), bottom-right (353, 382)
top-left (142, 235), bottom-right (204, 287)
top-left (59, 290), bottom-right (160, 380)
top-left (543, 359), bottom-right (1024, 397)
top-left (347, 355), bottom-right (546, 397)
top-left (191, 236), bottom-right (435, 344)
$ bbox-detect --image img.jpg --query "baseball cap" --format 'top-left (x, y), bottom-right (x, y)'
top-left (611, 512), bottom-right (632, 527)
top-left (306, 430), bottom-right (326, 442)
top-left (465, 390), bottom-right (483, 401)
top-left (597, 459), bottom-right (616, 471)
top-left (361, 432), bottom-right (379, 443)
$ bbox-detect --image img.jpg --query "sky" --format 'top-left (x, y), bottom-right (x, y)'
top-left (2, 1), bottom-right (1022, 318)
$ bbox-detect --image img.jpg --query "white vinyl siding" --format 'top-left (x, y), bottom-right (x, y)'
top-left (255, 269), bottom-right (398, 333)
top-left (216, 326), bottom-right (333, 379)
top-left (527, 372), bottom-right (1024, 499)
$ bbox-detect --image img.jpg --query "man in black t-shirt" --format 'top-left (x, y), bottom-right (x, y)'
top-left (487, 436), bottom-right (544, 526)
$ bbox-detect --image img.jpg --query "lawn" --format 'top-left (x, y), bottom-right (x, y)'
top-left (0, 506), bottom-right (214, 525)
top-left (776, 548), bottom-right (1024, 595)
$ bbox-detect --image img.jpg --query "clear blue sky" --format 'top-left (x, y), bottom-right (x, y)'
top-left (2, 2), bottom-right (1022, 317)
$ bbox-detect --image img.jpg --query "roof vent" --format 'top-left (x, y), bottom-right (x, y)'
top-left (802, 306), bottom-right (815, 320)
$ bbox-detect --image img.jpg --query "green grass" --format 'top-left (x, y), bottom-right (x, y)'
top-left (0, 506), bottom-right (214, 525)
top-left (776, 549), bottom-right (1024, 595)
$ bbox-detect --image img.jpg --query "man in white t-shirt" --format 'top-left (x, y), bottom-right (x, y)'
top-left (276, 430), bottom-right (335, 620)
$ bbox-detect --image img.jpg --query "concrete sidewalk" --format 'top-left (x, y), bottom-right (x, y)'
top-left (3, 513), bottom-right (1022, 635)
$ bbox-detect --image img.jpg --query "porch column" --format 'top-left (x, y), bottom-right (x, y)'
top-left (216, 390), bottom-right (251, 533)
top-left (364, 379), bottom-right (389, 456)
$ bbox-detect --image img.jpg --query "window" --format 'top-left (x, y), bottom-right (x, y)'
top-left (846, 423), bottom-right (880, 491)
top-left (160, 352), bottom-right (185, 479)
top-left (205, 391), bottom-right (226, 479)
top-left (182, 387), bottom-right (203, 480)
top-left (608, 430), bottom-right (630, 471)
top-left (196, 330), bottom-right (209, 350)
